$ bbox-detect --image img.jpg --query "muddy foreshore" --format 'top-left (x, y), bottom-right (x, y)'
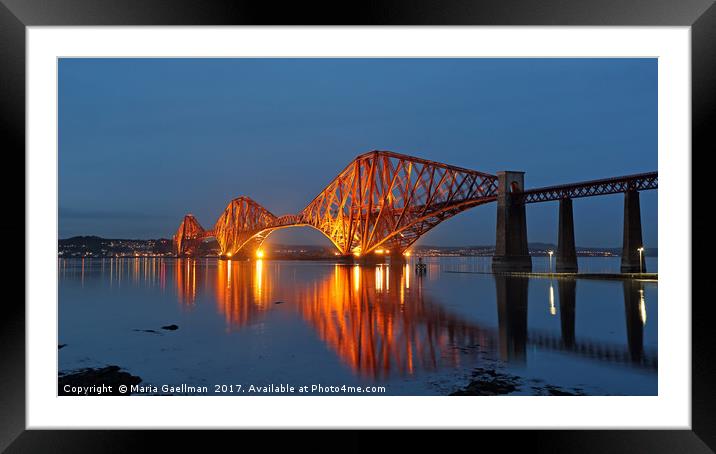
top-left (58, 365), bottom-right (142, 396)
top-left (450, 367), bottom-right (586, 396)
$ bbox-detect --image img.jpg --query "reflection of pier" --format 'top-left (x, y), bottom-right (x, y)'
top-left (495, 275), bottom-right (528, 362)
top-left (559, 280), bottom-right (576, 349)
top-left (494, 275), bottom-right (655, 369)
top-left (164, 258), bottom-right (658, 376)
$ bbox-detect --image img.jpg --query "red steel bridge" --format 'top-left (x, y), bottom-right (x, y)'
top-left (173, 150), bottom-right (657, 273)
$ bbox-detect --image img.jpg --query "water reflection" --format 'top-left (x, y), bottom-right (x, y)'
top-left (558, 279), bottom-right (577, 349)
top-left (623, 280), bottom-right (646, 362)
top-left (214, 259), bottom-right (273, 327)
top-left (294, 263), bottom-right (492, 378)
top-left (59, 257), bottom-right (172, 290)
top-left (58, 258), bottom-right (656, 380)
top-left (495, 275), bottom-right (529, 363)
top-left (212, 260), bottom-right (655, 375)
top-left (210, 260), bottom-right (495, 378)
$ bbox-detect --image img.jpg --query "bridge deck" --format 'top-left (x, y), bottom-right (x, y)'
top-left (520, 171), bottom-right (657, 203)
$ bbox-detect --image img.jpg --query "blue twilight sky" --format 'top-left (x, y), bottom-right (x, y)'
top-left (58, 58), bottom-right (657, 248)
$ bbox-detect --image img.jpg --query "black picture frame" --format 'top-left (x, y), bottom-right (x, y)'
top-left (2, 0), bottom-right (711, 451)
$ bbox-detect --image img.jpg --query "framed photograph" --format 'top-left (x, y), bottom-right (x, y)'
top-left (4, 0), bottom-right (711, 450)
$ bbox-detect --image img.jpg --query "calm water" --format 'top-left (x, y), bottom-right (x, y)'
top-left (58, 256), bottom-right (658, 395)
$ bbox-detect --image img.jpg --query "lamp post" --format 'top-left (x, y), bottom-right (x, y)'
top-left (637, 247), bottom-right (644, 274)
top-left (548, 250), bottom-right (554, 274)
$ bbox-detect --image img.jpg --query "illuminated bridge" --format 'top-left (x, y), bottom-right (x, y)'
top-left (173, 150), bottom-right (657, 273)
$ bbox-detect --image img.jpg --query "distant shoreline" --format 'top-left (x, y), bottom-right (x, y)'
top-left (57, 235), bottom-right (657, 259)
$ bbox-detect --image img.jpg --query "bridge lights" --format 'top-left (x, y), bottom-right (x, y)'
top-left (403, 251), bottom-right (411, 257)
top-left (256, 249), bottom-right (265, 259)
top-left (226, 252), bottom-right (232, 258)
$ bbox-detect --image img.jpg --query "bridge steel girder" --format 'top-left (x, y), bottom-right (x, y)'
top-left (518, 171), bottom-right (657, 204)
top-left (212, 197), bottom-right (276, 257)
top-left (173, 214), bottom-right (208, 256)
top-left (172, 151), bottom-right (499, 259)
top-left (300, 150), bottom-right (498, 256)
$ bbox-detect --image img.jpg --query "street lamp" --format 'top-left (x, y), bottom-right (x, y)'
top-left (637, 247), bottom-right (644, 274)
top-left (548, 250), bottom-right (554, 274)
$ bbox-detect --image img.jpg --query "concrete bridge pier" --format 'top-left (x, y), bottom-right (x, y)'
top-left (556, 197), bottom-right (578, 272)
top-left (492, 171), bottom-right (532, 272)
top-left (620, 190), bottom-right (647, 273)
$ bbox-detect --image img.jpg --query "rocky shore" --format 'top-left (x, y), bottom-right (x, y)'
top-left (450, 367), bottom-right (586, 396)
top-left (58, 365), bottom-right (142, 396)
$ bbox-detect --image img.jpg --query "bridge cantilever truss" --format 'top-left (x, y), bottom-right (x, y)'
top-left (172, 151), bottom-right (656, 258)
top-left (300, 151), bottom-right (498, 255)
top-left (173, 214), bottom-right (208, 257)
top-left (173, 150), bottom-right (498, 257)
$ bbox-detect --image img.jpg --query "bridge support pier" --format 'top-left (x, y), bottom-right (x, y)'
top-left (620, 190), bottom-right (647, 273)
top-left (492, 171), bottom-right (532, 272)
top-left (389, 252), bottom-right (407, 265)
top-left (334, 254), bottom-right (354, 263)
top-left (556, 197), bottom-right (578, 273)
top-left (354, 253), bottom-right (388, 265)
